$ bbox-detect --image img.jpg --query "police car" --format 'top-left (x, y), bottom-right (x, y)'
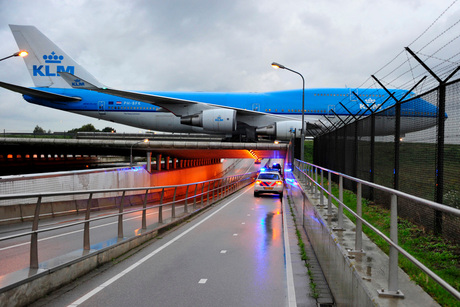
top-left (254, 170), bottom-right (284, 198)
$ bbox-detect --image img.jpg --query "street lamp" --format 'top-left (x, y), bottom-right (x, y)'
top-left (130, 138), bottom-right (149, 166)
top-left (271, 62), bottom-right (306, 160)
top-left (0, 50), bottom-right (28, 62)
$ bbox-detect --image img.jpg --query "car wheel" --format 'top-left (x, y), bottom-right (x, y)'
top-left (254, 192), bottom-right (259, 197)
top-left (279, 192), bottom-right (283, 198)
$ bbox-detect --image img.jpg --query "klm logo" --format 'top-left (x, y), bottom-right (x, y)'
top-left (360, 98), bottom-right (381, 111)
top-left (72, 79), bottom-right (85, 87)
top-left (215, 116), bottom-right (224, 122)
top-left (33, 51), bottom-right (74, 76)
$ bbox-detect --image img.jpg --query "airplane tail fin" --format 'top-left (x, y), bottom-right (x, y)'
top-left (9, 25), bottom-right (101, 88)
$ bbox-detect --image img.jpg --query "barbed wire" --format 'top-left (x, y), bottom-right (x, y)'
top-left (370, 0), bottom-right (460, 93)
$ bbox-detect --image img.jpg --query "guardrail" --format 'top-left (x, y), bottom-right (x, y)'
top-left (293, 159), bottom-right (460, 300)
top-left (0, 172), bottom-right (257, 271)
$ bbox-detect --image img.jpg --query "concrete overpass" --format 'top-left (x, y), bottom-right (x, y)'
top-left (0, 137), bottom-right (288, 175)
top-left (0, 137), bottom-right (288, 159)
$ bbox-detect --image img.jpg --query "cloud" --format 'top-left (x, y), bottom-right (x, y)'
top-left (0, 0), bottom-right (459, 132)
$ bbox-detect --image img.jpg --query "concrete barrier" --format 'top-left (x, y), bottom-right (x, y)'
top-left (286, 173), bottom-right (440, 307)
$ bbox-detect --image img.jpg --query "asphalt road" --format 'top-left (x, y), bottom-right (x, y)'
top-left (30, 184), bottom-right (292, 307)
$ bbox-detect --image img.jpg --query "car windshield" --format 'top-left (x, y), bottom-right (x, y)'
top-left (258, 173), bottom-right (280, 180)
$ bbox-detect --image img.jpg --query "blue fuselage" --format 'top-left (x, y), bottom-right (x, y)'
top-left (24, 87), bottom-right (438, 119)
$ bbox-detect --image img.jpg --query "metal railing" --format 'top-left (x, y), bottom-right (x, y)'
top-left (0, 172), bottom-right (257, 271)
top-left (293, 159), bottom-right (460, 300)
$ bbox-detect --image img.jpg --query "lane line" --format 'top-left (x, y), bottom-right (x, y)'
top-left (68, 186), bottom-right (252, 307)
top-left (282, 198), bottom-right (297, 307)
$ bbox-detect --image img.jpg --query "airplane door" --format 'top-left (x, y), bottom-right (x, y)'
top-left (98, 101), bottom-right (106, 115)
top-left (252, 103), bottom-right (260, 111)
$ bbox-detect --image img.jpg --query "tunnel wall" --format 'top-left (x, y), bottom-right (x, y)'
top-left (0, 163), bottom-right (224, 224)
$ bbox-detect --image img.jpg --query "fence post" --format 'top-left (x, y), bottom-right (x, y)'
top-left (172, 187), bottom-right (177, 218)
top-left (211, 181), bottom-right (215, 203)
top-left (184, 185), bottom-right (189, 213)
top-left (142, 189), bottom-right (149, 229)
top-left (201, 183), bottom-right (205, 206)
top-left (378, 193), bottom-right (404, 297)
top-left (193, 184), bottom-right (198, 210)
top-left (313, 167), bottom-right (319, 198)
top-left (83, 193), bottom-right (93, 250)
top-left (218, 179), bottom-right (222, 200)
top-left (207, 182), bottom-right (211, 206)
top-left (159, 188), bottom-right (164, 223)
top-left (118, 191), bottom-right (125, 238)
top-left (320, 169), bottom-right (324, 206)
top-left (327, 172), bottom-right (332, 216)
top-left (30, 196), bottom-right (42, 269)
top-left (354, 182), bottom-right (363, 252)
top-left (306, 164), bottom-right (313, 192)
top-left (334, 175), bottom-right (345, 231)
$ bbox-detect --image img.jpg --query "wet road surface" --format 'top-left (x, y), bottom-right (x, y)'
top-left (32, 184), bottom-right (291, 306)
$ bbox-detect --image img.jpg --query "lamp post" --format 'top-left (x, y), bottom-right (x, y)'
top-left (130, 138), bottom-right (149, 166)
top-left (272, 62), bottom-right (305, 160)
top-left (0, 50), bottom-right (28, 62)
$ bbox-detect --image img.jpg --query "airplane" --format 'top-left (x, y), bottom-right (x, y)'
top-left (0, 25), bottom-right (439, 141)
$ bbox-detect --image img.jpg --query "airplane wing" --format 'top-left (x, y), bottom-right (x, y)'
top-left (0, 81), bottom-right (82, 102)
top-left (58, 72), bottom-right (293, 119)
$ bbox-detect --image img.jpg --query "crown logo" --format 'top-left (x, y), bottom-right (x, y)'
top-left (72, 78), bottom-right (85, 87)
top-left (43, 51), bottom-right (64, 63)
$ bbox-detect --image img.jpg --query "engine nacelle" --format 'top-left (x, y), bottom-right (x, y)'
top-left (181, 109), bottom-right (236, 132)
top-left (256, 121), bottom-right (303, 140)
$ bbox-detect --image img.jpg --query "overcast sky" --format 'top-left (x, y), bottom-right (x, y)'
top-left (0, 0), bottom-right (459, 133)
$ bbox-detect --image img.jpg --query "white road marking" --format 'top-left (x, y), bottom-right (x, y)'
top-left (67, 186), bottom-right (252, 306)
top-left (220, 250), bottom-right (227, 254)
top-left (282, 199), bottom-right (297, 307)
top-left (198, 279), bottom-right (208, 284)
top-left (233, 233), bottom-right (238, 236)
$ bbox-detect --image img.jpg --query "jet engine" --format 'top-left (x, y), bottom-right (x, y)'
top-left (256, 121), bottom-right (303, 140)
top-left (181, 109), bottom-right (237, 132)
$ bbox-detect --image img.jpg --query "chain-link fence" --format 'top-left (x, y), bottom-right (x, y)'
top-left (314, 77), bottom-right (460, 242)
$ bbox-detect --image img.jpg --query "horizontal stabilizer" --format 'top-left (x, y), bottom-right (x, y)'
top-left (0, 81), bottom-right (82, 102)
top-left (58, 72), bottom-right (105, 90)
